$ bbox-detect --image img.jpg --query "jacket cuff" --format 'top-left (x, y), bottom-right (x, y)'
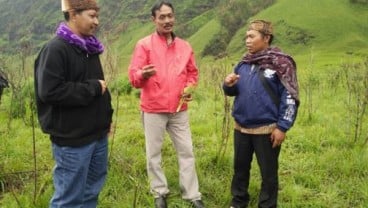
top-left (137, 70), bottom-right (145, 80)
top-left (88, 79), bottom-right (102, 96)
top-left (276, 125), bottom-right (288, 133)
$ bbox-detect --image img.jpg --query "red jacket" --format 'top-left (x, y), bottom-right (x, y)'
top-left (128, 32), bottom-right (198, 113)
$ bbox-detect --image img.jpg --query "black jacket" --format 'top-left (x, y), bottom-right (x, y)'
top-left (34, 37), bottom-right (113, 146)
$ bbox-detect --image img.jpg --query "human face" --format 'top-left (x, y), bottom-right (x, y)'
top-left (152, 5), bottom-right (175, 37)
top-left (71, 9), bottom-right (99, 37)
top-left (245, 29), bottom-right (270, 54)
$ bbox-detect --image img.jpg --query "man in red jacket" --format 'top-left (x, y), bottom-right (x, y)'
top-left (128, 1), bottom-right (204, 208)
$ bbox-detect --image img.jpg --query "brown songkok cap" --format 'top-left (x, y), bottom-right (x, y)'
top-left (248, 20), bottom-right (273, 35)
top-left (61, 0), bottom-right (99, 12)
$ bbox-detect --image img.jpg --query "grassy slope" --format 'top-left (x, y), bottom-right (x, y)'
top-left (112, 9), bottom-right (221, 73)
top-left (110, 23), bottom-right (155, 70)
top-left (186, 10), bottom-right (221, 57)
top-left (113, 0), bottom-right (368, 71)
top-left (227, 0), bottom-right (368, 67)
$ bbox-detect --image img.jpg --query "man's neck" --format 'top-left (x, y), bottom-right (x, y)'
top-left (157, 31), bottom-right (173, 45)
top-left (67, 22), bottom-right (82, 37)
top-left (166, 35), bottom-right (173, 45)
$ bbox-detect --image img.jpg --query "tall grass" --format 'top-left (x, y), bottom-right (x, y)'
top-left (1, 54), bottom-right (368, 207)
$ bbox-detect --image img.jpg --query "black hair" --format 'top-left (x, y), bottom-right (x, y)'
top-left (63, 12), bottom-right (70, 21)
top-left (259, 33), bottom-right (274, 45)
top-left (63, 9), bottom-right (84, 21)
top-left (151, 1), bottom-right (174, 17)
top-left (269, 35), bottom-right (274, 45)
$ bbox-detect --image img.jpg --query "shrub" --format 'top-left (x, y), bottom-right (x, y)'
top-left (109, 76), bottom-right (133, 96)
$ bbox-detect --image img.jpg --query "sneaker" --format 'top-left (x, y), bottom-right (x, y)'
top-left (154, 196), bottom-right (167, 208)
top-left (230, 205), bottom-right (245, 208)
top-left (191, 199), bottom-right (205, 208)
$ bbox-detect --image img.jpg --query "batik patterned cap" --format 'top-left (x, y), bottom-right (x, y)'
top-left (61, 0), bottom-right (99, 12)
top-left (248, 20), bottom-right (273, 35)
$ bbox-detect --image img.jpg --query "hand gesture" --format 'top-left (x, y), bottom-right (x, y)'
top-left (224, 73), bottom-right (240, 87)
top-left (142, 64), bottom-right (156, 79)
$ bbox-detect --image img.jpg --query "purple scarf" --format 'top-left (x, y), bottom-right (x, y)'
top-left (242, 47), bottom-right (299, 102)
top-left (56, 22), bottom-right (104, 55)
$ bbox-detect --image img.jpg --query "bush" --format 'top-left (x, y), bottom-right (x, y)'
top-left (109, 76), bottom-right (133, 96)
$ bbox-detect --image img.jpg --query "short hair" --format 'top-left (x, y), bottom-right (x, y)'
top-left (63, 12), bottom-right (70, 21)
top-left (63, 9), bottom-right (84, 21)
top-left (248, 20), bottom-right (274, 44)
top-left (151, 1), bottom-right (174, 17)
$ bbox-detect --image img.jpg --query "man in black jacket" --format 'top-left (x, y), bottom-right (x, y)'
top-left (34, 0), bottom-right (113, 207)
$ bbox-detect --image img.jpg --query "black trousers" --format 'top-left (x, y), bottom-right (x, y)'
top-left (230, 130), bottom-right (281, 208)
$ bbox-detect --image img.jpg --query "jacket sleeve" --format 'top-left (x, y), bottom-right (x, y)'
top-left (128, 41), bottom-right (147, 88)
top-left (276, 88), bottom-right (298, 132)
top-left (185, 51), bottom-right (199, 86)
top-left (222, 84), bottom-right (238, 96)
top-left (35, 44), bottom-right (102, 107)
top-left (222, 63), bottom-right (240, 96)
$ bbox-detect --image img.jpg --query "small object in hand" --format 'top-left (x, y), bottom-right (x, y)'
top-left (176, 84), bottom-right (196, 112)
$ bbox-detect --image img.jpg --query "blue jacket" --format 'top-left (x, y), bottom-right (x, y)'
top-left (223, 63), bottom-right (298, 132)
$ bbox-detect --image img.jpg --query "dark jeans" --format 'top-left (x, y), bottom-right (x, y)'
top-left (230, 130), bottom-right (281, 208)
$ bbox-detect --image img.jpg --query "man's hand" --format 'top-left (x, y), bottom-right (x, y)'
top-left (142, 64), bottom-right (156, 79)
top-left (182, 84), bottom-right (195, 102)
top-left (270, 128), bottom-right (286, 148)
top-left (224, 73), bottom-right (240, 87)
top-left (181, 93), bottom-right (193, 102)
top-left (98, 80), bottom-right (107, 94)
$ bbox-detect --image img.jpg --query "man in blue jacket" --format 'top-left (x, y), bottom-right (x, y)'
top-left (223, 20), bottom-right (299, 208)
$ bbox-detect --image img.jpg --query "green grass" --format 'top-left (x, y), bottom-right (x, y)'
top-left (2, 56), bottom-right (368, 207)
top-left (227, 0), bottom-right (368, 61)
top-left (187, 17), bottom-right (221, 56)
top-left (257, 0), bottom-right (368, 50)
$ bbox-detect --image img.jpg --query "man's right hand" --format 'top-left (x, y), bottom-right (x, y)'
top-left (224, 73), bottom-right (240, 87)
top-left (98, 80), bottom-right (107, 94)
top-left (142, 64), bottom-right (156, 79)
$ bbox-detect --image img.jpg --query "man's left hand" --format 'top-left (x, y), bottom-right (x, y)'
top-left (270, 128), bottom-right (285, 148)
top-left (181, 93), bottom-right (193, 102)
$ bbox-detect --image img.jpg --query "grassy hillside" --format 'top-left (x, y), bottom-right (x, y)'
top-left (111, 8), bottom-right (221, 71)
top-left (110, 0), bottom-right (368, 72)
top-left (227, 0), bottom-right (368, 64)
top-left (0, 0), bottom-right (220, 53)
top-left (1, 0), bottom-right (365, 67)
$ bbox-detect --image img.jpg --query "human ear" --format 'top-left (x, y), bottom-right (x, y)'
top-left (264, 35), bottom-right (271, 44)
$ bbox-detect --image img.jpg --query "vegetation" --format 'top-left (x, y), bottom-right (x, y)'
top-left (1, 0), bottom-right (368, 207)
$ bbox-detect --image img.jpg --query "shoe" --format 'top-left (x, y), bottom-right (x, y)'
top-left (191, 199), bottom-right (205, 208)
top-left (154, 196), bottom-right (167, 208)
top-left (229, 205), bottom-right (245, 208)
